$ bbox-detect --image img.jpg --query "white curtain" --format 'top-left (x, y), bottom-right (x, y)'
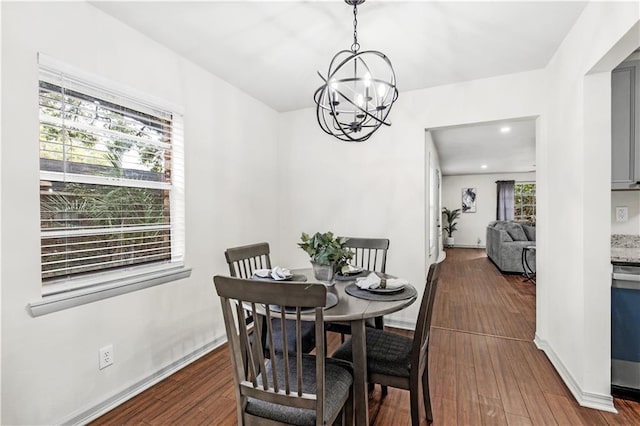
top-left (496, 180), bottom-right (515, 221)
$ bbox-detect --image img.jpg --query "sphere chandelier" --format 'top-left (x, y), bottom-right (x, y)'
top-left (314, 0), bottom-right (398, 142)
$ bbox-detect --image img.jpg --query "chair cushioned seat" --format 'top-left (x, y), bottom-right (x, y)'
top-left (264, 319), bottom-right (316, 355)
top-left (246, 355), bottom-right (353, 426)
top-left (332, 328), bottom-right (412, 378)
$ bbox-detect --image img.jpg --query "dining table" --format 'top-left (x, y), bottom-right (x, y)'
top-left (291, 267), bottom-right (417, 426)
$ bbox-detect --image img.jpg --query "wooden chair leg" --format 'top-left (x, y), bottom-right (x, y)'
top-left (345, 383), bottom-right (354, 426)
top-left (422, 368), bottom-right (433, 423)
top-left (373, 316), bottom-right (389, 396)
top-left (324, 330), bottom-right (329, 356)
top-left (410, 382), bottom-right (420, 426)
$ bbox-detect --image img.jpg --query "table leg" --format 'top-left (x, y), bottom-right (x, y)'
top-left (351, 319), bottom-right (368, 426)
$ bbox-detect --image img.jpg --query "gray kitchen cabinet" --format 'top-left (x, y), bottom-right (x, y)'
top-left (612, 59), bottom-right (640, 190)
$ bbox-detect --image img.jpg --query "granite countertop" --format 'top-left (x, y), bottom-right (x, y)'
top-left (612, 234), bottom-right (640, 264)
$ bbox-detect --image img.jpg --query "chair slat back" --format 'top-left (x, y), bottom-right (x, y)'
top-left (214, 275), bottom-right (328, 424)
top-left (343, 237), bottom-right (390, 273)
top-left (225, 242), bottom-right (272, 278)
top-left (411, 262), bottom-right (441, 370)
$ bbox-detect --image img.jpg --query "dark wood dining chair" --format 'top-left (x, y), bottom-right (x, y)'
top-left (344, 237), bottom-right (390, 275)
top-left (327, 237), bottom-right (391, 393)
top-left (225, 241), bottom-right (272, 278)
top-left (326, 237), bottom-right (390, 338)
top-left (224, 242), bottom-right (317, 356)
top-left (331, 261), bottom-right (441, 426)
top-left (343, 237), bottom-right (390, 330)
top-left (213, 275), bottom-right (354, 426)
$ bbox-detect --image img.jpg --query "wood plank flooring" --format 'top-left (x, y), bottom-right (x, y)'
top-left (91, 248), bottom-right (640, 425)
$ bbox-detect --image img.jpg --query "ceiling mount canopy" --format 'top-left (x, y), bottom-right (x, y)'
top-left (314, 0), bottom-right (398, 142)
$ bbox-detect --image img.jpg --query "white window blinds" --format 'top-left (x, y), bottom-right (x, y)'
top-left (38, 57), bottom-right (184, 288)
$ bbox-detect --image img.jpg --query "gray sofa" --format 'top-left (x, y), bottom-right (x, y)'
top-left (486, 221), bottom-right (536, 273)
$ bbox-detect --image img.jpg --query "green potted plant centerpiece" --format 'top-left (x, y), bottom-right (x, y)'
top-left (298, 231), bottom-right (353, 283)
top-left (442, 207), bottom-right (461, 247)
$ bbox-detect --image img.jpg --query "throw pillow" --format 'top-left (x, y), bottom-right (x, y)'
top-left (500, 231), bottom-right (514, 242)
top-left (505, 222), bottom-right (527, 241)
top-left (493, 222), bottom-right (509, 231)
top-left (522, 224), bottom-right (536, 241)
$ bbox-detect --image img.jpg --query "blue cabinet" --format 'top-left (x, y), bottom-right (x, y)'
top-left (612, 267), bottom-right (640, 396)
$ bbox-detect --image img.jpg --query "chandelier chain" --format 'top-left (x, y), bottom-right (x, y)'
top-left (351, 3), bottom-right (360, 52)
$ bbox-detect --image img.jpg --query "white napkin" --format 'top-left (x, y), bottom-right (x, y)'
top-left (385, 277), bottom-right (410, 289)
top-left (356, 272), bottom-right (382, 289)
top-left (271, 266), bottom-right (292, 280)
top-left (252, 267), bottom-right (291, 280)
top-left (253, 268), bottom-right (271, 278)
top-left (356, 273), bottom-right (409, 290)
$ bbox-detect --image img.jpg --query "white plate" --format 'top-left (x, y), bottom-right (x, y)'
top-left (367, 284), bottom-right (405, 294)
top-left (341, 266), bottom-right (364, 276)
top-left (253, 274), bottom-right (293, 281)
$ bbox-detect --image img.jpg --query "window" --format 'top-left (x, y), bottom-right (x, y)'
top-left (514, 182), bottom-right (536, 223)
top-left (38, 57), bottom-right (184, 295)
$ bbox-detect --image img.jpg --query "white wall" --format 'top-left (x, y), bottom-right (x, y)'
top-left (535, 1), bottom-right (640, 411)
top-left (442, 172), bottom-right (536, 247)
top-left (611, 191), bottom-right (640, 234)
top-left (1, 3), bottom-right (280, 424)
top-left (277, 70), bottom-right (545, 327)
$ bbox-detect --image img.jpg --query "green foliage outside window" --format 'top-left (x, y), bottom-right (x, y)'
top-left (514, 182), bottom-right (536, 224)
top-left (39, 81), bottom-right (173, 281)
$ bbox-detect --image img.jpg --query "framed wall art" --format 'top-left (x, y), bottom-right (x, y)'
top-left (462, 187), bottom-right (477, 213)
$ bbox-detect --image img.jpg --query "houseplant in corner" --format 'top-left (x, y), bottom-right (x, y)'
top-left (442, 207), bottom-right (461, 247)
top-left (298, 231), bottom-right (353, 283)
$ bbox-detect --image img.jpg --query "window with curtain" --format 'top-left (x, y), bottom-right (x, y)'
top-left (514, 182), bottom-right (536, 223)
top-left (38, 58), bottom-right (184, 294)
top-left (496, 180), bottom-right (515, 221)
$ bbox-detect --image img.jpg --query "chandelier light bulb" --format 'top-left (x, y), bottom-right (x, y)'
top-left (364, 72), bottom-right (372, 87)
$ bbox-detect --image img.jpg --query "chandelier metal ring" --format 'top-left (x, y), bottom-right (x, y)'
top-left (314, 0), bottom-right (398, 142)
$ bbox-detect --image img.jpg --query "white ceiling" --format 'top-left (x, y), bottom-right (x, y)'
top-left (92, 1), bottom-right (587, 112)
top-left (430, 117), bottom-right (536, 176)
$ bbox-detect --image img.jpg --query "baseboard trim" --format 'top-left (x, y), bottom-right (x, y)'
top-left (385, 318), bottom-right (416, 331)
top-left (534, 334), bottom-right (617, 413)
top-left (62, 336), bottom-right (228, 425)
top-left (446, 244), bottom-right (486, 249)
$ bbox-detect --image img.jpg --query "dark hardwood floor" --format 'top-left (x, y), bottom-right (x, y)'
top-left (91, 248), bottom-right (640, 425)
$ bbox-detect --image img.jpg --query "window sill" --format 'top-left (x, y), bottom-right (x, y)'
top-left (28, 266), bottom-right (192, 317)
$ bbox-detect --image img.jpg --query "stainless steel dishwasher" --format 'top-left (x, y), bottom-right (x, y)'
top-left (612, 264), bottom-right (640, 400)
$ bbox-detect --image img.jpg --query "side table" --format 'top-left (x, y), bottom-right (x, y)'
top-left (522, 245), bottom-right (536, 284)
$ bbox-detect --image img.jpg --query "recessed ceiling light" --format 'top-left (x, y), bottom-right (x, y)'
top-left (500, 126), bottom-right (511, 133)
top-left (481, 164), bottom-right (488, 169)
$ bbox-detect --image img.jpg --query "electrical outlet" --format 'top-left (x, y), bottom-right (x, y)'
top-left (616, 207), bottom-right (628, 222)
top-left (99, 345), bottom-right (114, 370)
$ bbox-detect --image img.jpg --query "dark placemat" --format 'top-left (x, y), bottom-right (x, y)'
top-left (335, 269), bottom-right (369, 281)
top-left (345, 283), bottom-right (417, 301)
top-left (252, 273), bottom-right (308, 282)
